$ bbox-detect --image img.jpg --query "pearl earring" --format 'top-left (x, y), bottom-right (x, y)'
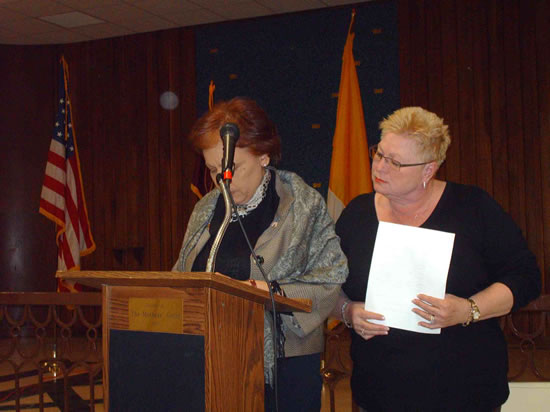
top-left (423, 181), bottom-right (426, 189)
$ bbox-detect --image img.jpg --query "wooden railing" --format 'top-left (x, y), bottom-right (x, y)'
top-left (0, 292), bottom-right (102, 412)
top-left (321, 294), bottom-right (550, 412)
top-left (504, 294), bottom-right (550, 381)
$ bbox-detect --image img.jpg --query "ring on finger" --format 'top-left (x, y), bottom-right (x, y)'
top-left (359, 328), bottom-right (365, 336)
top-left (429, 314), bottom-right (435, 323)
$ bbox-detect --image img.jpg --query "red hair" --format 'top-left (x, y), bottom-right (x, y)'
top-left (188, 97), bottom-right (281, 165)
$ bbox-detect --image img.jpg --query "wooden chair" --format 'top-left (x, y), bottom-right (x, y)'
top-left (321, 319), bottom-right (358, 412)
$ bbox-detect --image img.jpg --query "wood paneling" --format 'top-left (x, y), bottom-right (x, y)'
top-left (520, 0), bottom-right (545, 275)
top-left (439, 0), bottom-right (460, 184)
top-left (456, 0), bottom-right (476, 186)
top-left (207, 289), bottom-right (264, 411)
top-left (399, 0), bottom-right (550, 291)
top-left (487, 0), bottom-right (510, 210)
top-left (0, 45), bottom-right (58, 292)
top-left (61, 29), bottom-right (197, 273)
top-left (537, 0), bottom-right (550, 291)
top-left (471, 0), bottom-right (492, 194)
top-left (0, 28), bottom-right (197, 291)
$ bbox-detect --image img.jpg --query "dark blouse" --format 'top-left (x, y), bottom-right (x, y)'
top-left (335, 182), bottom-right (541, 411)
top-left (192, 170), bottom-right (279, 280)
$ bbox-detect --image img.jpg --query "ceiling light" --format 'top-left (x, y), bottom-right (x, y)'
top-left (40, 12), bottom-right (104, 28)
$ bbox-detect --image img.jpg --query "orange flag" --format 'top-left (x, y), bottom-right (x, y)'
top-left (190, 81), bottom-right (216, 199)
top-left (327, 11), bottom-right (372, 221)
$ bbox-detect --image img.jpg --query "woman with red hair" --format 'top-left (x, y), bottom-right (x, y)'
top-left (173, 97), bottom-right (348, 411)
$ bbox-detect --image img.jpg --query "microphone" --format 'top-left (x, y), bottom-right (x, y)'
top-left (220, 123), bottom-right (240, 181)
top-left (206, 122), bottom-right (240, 271)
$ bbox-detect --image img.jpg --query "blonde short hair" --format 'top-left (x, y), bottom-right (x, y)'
top-left (379, 107), bottom-right (451, 165)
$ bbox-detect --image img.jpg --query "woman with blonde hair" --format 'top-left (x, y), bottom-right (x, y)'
top-left (332, 106), bottom-right (540, 411)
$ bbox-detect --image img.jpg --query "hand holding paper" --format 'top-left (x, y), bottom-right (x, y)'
top-left (345, 302), bottom-right (389, 340)
top-left (365, 222), bottom-right (455, 334)
top-left (412, 292), bottom-right (472, 329)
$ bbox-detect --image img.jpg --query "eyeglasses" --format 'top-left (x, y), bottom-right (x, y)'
top-left (369, 144), bottom-right (434, 171)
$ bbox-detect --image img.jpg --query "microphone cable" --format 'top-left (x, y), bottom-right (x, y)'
top-left (225, 185), bottom-right (281, 412)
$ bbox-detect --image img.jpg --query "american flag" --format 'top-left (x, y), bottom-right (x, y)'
top-left (39, 57), bottom-right (95, 292)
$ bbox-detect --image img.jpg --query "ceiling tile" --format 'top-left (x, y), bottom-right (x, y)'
top-left (0, 25), bottom-right (23, 43)
top-left (0, 7), bottom-right (27, 24)
top-left (164, 8), bottom-right (226, 27)
top-left (202, 1), bottom-right (272, 20)
top-left (56, 0), bottom-right (122, 10)
top-left (0, 0), bottom-right (73, 18)
top-left (322, 0), bottom-right (372, 5)
top-left (40, 12), bottom-right (105, 28)
top-left (256, 0), bottom-right (326, 13)
top-left (0, 17), bottom-right (59, 35)
top-left (0, 0), bottom-right (372, 45)
top-left (72, 22), bottom-right (135, 39)
top-left (127, 0), bottom-right (202, 14)
top-left (26, 29), bottom-right (92, 44)
top-left (86, 3), bottom-right (170, 25)
top-left (0, 35), bottom-right (40, 44)
top-left (123, 17), bottom-right (177, 33)
top-left (189, 0), bottom-right (255, 6)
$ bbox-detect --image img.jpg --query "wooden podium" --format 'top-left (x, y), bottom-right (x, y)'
top-left (57, 271), bottom-right (311, 411)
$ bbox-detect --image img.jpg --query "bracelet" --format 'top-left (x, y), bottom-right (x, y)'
top-left (341, 300), bottom-right (353, 328)
top-left (462, 298), bottom-right (481, 327)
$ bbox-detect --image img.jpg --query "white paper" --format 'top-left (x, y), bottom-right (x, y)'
top-left (365, 221), bottom-right (455, 334)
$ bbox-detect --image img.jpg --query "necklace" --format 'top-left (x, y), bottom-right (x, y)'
top-left (231, 169), bottom-right (270, 222)
top-left (392, 188), bottom-right (436, 225)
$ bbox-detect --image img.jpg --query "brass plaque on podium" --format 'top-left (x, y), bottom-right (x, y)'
top-left (129, 298), bottom-right (183, 334)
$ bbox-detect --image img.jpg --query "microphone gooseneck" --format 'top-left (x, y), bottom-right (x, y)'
top-left (206, 122), bottom-right (240, 271)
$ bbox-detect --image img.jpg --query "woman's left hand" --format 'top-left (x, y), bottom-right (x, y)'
top-left (412, 293), bottom-right (470, 329)
top-left (241, 279), bottom-right (270, 291)
top-left (214, 272), bottom-right (270, 292)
